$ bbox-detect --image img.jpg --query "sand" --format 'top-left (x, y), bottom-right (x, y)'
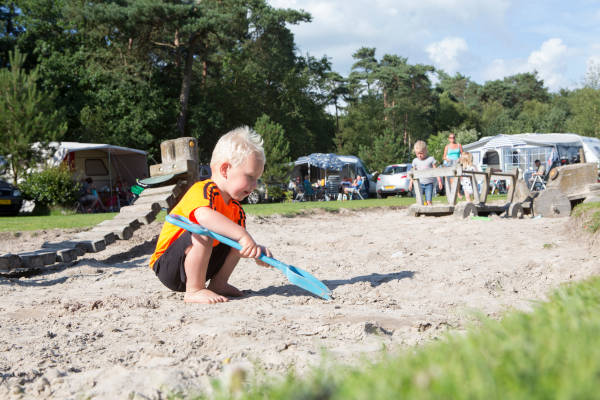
top-left (0, 208), bottom-right (598, 399)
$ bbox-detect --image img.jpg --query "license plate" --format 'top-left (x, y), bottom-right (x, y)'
top-left (384, 186), bottom-right (394, 190)
top-left (0, 199), bottom-right (11, 205)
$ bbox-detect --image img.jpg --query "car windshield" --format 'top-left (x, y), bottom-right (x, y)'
top-left (383, 165), bottom-right (409, 174)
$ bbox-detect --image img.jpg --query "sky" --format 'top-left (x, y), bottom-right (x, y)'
top-left (267, 0), bottom-right (600, 92)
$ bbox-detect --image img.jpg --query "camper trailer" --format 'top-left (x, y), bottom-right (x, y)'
top-left (463, 133), bottom-right (599, 175)
top-left (48, 142), bottom-right (149, 190)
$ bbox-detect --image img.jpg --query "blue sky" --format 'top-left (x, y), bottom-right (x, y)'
top-left (268, 0), bottom-right (600, 92)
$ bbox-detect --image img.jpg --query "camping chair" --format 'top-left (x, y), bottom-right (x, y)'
top-left (324, 175), bottom-right (342, 201)
top-left (302, 180), bottom-right (315, 201)
top-left (529, 173), bottom-right (546, 191)
top-left (346, 179), bottom-right (365, 200)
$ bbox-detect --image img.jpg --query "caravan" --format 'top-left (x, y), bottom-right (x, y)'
top-left (463, 133), bottom-right (599, 176)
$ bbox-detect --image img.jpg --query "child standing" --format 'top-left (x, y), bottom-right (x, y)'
top-left (149, 126), bottom-right (272, 304)
top-left (409, 140), bottom-right (442, 206)
top-left (459, 152), bottom-right (477, 202)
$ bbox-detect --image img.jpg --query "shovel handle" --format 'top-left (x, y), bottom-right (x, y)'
top-left (165, 214), bottom-right (286, 273)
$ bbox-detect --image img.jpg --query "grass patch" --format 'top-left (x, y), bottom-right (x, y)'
top-left (243, 194), bottom-right (508, 217)
top-left (572, 201), bottom-right (600, 234)
top-left (196, 277), bottom-right (600, 399)
top-left (243, 196), bottom-right (415, 216)
top-left (0, 194), bottom-right (509, 231)
top-left (0, 211), bottom-right (118, 231)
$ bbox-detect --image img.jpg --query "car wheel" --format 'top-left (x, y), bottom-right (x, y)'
top-left (247, 190), bottom-right (261, 204)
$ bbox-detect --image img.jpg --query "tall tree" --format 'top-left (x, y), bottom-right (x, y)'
top-left (0, 49), bottom-right (66, 184)
top-left (348, 47), bottom-right (378, 98)
top-left (0, 3), bottom-right (23, 68)
top-left (254, 113), bottom-right (290, 184)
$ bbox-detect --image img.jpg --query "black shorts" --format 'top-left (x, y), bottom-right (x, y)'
top-left (153, 231), bottom-right (231, 292)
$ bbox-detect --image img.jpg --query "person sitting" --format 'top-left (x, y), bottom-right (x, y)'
top-left (78, 177), bottom-right (107, 213)
top-left (344, 175), bottom-right (364, 199)
top-left (302, 175), bottom-right (315, 201)
top-left (528, 159), bottom-right (546, 190)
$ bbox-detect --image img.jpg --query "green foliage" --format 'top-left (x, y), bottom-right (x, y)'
top-left (0, 49), bottom-right (67, 184)
top-left (358, 129), bottom-right (409, 172)
top-left (254, 114), bottom-right (291, 184)
top-left (425, 131), bottom-right (448, 164)
top-left (566, 87), bottom-right (600, 137)
top-left (185, 276), bottom-right (600, 399)
top-left (455, 127), bottom-right (479, 146)
top-left (19, 164), bottom-right (80, 207)
top-left (265, 184), bottom-right (285, 202)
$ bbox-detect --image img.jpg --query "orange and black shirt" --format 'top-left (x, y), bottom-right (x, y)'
top-left (149, 179), bottom-right (246, 269)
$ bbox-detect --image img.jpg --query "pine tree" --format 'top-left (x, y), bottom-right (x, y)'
top-left (0, 49), bottom-right (66, 184)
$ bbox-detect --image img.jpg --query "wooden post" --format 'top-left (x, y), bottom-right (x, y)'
top-left (414, 178), bottom-right (424, 205)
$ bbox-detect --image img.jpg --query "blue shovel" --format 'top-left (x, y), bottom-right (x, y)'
top-left (165, 214), bottom-right (332, 300)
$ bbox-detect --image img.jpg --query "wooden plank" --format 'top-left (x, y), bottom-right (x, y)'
top-left (119, 202), bottom-right (161, 215)
top-left (408, 165), bottom-right (462, 179)
top-left (90, 225), bottom-right (133, 240)
top-left (0, 253), bottom-right (21, 271)
top-left (42, 241), bottom-right (87, 255)
top-left (133, 193), bottom-right (176, 209)
top-left (73, 231), bottom-right (116, 246)
top-left (137, 184), bottom-right (177, 197)
top-left (18, 250), bottom-right (58, 268)
top-left (409, 204), bottom-right (455, 216)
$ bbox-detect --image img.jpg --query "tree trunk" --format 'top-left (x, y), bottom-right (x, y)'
top-left (177, 35), bottom-right (199, 136)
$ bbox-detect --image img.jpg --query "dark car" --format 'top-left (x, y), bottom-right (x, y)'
top-left (0, 179), bottom-right (23, 216)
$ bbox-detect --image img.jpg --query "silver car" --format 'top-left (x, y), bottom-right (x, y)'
top-left (376, 164), bottom-right (413, 198)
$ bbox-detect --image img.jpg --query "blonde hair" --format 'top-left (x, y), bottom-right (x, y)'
top-left (211, 126), bottom-right (265, 169)
top-left (460, 152), bottom-right (473, 167)
top-left (413, 140), bottom-right (427, 155)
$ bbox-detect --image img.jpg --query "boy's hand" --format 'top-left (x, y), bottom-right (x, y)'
top-left (238, 232), bottom-right (260, 258)
top-left (255, 245), bottom-right (273, 268)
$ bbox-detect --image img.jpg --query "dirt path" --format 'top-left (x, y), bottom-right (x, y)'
top-left (0, 208), bottom-right (598, 399)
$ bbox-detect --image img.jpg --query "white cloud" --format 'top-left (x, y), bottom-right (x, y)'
top-left (483, 38), bottom-right (570, 91)
top-left (426, 37), bottom-right (468, 74)
top-left (527, 38), bottom-right (569, 90)
top-left (267, 0), bottom-right (510, 74)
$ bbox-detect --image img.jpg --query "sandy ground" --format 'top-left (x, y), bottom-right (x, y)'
top-left (0, 207), bottom-right (598, 399)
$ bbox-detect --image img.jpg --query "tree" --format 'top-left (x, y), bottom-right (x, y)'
top-left (254, 114), bottom-right (291, 184)
top-left (358, 129), bottom-right (408, 172)
top-left (0, 3), bottom-right (23, 68)
top-left (566, 87), bottom-right (600, 137)
top-left (0, 49), bottom-right (66, 184)
top-left (348, 47), bottom-right (378, 97)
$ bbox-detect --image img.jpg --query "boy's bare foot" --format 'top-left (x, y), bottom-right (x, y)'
top-left (184, 289), bottom-right (228, 304)
top-left (207, 282), bottom-right (243, 297)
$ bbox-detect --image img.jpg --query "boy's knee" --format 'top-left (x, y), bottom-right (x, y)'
top-left (185, 233), bottom-right (213, 256)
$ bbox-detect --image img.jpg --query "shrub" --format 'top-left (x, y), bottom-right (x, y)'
top-left (19, 165), bottom-right (80, 208)
top-left (266, 184), bottom-right (285, 202)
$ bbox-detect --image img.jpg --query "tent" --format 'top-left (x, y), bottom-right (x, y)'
top-left (48, 142), bottom-right (149, 191)
top-left (463, 133), bottom-right (594, 173)
top-left (292, 153), bottom-right (376, 195)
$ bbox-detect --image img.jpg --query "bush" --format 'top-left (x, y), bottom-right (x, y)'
top-left (266, 184), bottom-right (285, 202)
top-left (19, 165), bottom-right (81, 208)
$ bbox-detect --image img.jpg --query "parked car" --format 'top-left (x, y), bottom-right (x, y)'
top-left (376, 164), bottom-right (413, 198)
top-left (245, 179), bottom-right (267, 204)
top-left (0, 179), bottom-right (23, 216)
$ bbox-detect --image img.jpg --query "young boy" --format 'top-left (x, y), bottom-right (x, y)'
top-left (149, 126), bottom-right (272, 304)
top-left (408, 140), bottom-right (442, 206)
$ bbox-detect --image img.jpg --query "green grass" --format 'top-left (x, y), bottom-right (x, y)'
top-left (572, 201), bottom-right (600, 233)
top-left (0, 210), bottom-right (118, 231)
top-left (199, 277), bottom-right (600, 400)
top-left (0, 194), bottom-right (509, 231)
top-left (244, 194), bottom-right (508, 217)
